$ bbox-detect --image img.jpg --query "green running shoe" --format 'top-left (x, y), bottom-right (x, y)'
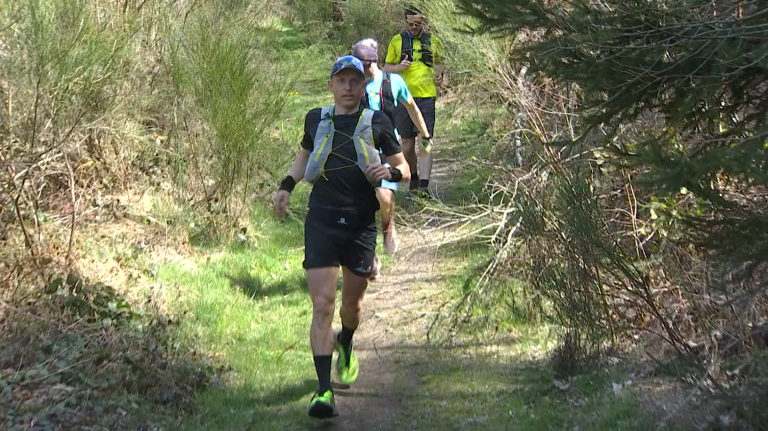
top-left (308, 389), bottom-right (338, 419)
top-left (334, 332), bottom-right (359, 384)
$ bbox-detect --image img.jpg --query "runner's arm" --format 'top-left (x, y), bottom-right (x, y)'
top-left (402, 95), bottom-right (431, 139)
top-left (367, 112), bottom-right (410, 183)
top-left (364, 152), bottom-right (410, 184)
top-left (286, 147), bottom-right (310, 182)
top-left (275, 147), bottom-right (310, 215)
top-left (387, 152), bottom-right (411, 183)
top-left (383, 36), bottom-right (410, 73)
top-left (432, 36), bottom-right (447, 88)
top-left (383, 61), bottom-right (410, 73)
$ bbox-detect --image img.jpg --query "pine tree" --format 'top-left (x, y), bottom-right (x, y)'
top-left (458, 0), bottom-right (768, 280)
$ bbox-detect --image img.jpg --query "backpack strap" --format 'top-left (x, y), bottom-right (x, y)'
top-left (382, 72), bottom-right (392, 97)
top-left (361, 88), bottom-right (370, 109)
top-left (380, 72), bottom-right (396, 126)
top-left (352, 108), bottom-right (381, 170)
top-left (400, 31), bottom-right (433, 67)
top-left (304, 105), bottom-right (336, 183)
top-left (420, 33), bottom-right (433, 67)
top-left (400, 31), bottom-right (413, 62)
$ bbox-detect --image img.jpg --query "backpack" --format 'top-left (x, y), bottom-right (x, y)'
top-left (361, 72), bottom-right (396, 126)
top-left (399, 31), bottom-right (433, 68)
top-left (304, 105), bottom-right (380, 184)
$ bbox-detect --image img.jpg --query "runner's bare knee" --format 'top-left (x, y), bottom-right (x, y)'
top-left (308, 269), bottom-right (337, 321)
top-left (312, 294), bottom-right (335, 321)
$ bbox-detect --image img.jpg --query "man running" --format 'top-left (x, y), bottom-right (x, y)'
top-left (274, 56), bottom-right (409, 419)
top-left (383, 7), bottom-right (442, 195)
top-left (353, 38), bottom-right (432, 255)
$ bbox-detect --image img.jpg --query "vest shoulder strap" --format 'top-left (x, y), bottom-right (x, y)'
top-left (354, 108), bottom-right (376, 146)
top-left (358, 108), bottom-right (374, 128)
top-left (400, 31), bottom-right (413, 61)
top-left (420, 33), bottom-right (433, 67)
top-left (400, 31), bottom-right (409, 44)
top-left (400, 32), bottom-right (433, 67)
top-left (382, 72), bottom-right (392, 95)
top-left (320, 105), bottom-right (333, 122)
top-left (379, 73), bottom-right (396, 125)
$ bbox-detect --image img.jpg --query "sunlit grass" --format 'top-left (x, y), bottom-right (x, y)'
top-left (152, 20), bottom-right (664, 431)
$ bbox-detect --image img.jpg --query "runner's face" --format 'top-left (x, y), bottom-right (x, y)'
top-left (406, 17), bottom-right (423, 37)
top-left (360, 58), bottom-right (377, 77)
top-left (328, 69), bottom-right (365, 110)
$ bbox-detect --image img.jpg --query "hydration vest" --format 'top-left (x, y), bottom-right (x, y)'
top-left (400, 31), bottom-right (433, 68)
top-left (304, 106), bottom-right (381, 184)
top-left (361, 72), bottom-right (396, 126)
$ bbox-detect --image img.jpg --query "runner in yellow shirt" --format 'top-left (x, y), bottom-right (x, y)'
top-left (383, 7), bottom-right (441, 196)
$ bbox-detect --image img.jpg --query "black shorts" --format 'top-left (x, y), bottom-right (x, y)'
top-left (395, 97), bottom-right (435, 139)
top-left (303, 207), bottom-right (377, 277)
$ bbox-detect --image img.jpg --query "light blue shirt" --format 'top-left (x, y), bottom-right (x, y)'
top-left (365, 72), bottom-right (411, 140)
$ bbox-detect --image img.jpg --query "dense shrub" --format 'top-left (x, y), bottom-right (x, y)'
top-left (453, 0), bottom-right (768, 375)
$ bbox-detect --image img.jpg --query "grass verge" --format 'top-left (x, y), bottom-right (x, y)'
top-left (143, 22), bottom-right (690, 431)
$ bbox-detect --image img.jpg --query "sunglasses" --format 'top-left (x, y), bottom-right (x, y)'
top-left (406, 15), bottom-right (425, 25)
top-left (361, 59), bottom-right (378, 65)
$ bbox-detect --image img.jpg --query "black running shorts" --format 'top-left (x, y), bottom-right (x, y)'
top-left (395, 97), bottom-right (436, 139)
top-left (303, 208), bottom-right (377, 277)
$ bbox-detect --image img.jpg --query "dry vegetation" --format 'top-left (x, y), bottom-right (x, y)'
top-left (433, 0), bottom-right (768, 428)
top-left (2, 0), bottom-right (767, 429)
top-left (293, 0), bottom-right (768, 428)
top-left (1, 0), bottom-right (291, 429)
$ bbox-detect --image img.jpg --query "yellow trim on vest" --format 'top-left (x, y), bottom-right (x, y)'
top-left (358, 109), bottom-right (370, 165)
top-left (357, 109), bottom-right (367, 126)
top-left (358, 137), bottom-right (370, 165)
top-left (315, 133), bottom-right (330, 162)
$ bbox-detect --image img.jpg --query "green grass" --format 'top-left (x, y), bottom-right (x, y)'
top-left (153, 21), bottom-right (340, 430)
top-left (390, 242), bottom-right (667, 431)
top-left (157, 205), bottom-right (317, 430)
top-left (433, 97), bottom-right (502, 205)
top-left (146, 20), bottom-right (669, 431)
top-left (397, 347), bottom-right (668, 431)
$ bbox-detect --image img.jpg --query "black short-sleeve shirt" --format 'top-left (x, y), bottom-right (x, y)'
top-left (301, 108), bottom-right (401, 211)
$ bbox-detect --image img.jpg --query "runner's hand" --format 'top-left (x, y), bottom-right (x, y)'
top-left (398, 58), bottom-right (412, 71)
top-left (274, 190), bottom-right (290, 216)
top-left (365, 163), bottom-right (391, 183)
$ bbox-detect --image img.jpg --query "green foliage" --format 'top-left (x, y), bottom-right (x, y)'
top-left (290, 0), bottom-right (336, 29)
top-left (338, 0), bottom-right (403, 51)
top-left (516, 166), bottom-right (624, 362)
top-left (155, 203), bottom-right (315, 430)
top-left (290, 0), bottom-right (402, 50)
top-left (289, 0), bottom-right (507, 88)
top-left (46, 273), bottom-right (135, 325)
top-left (0, 304), bottom-right (219, 431)
top-left (170, 2), bottom-right (294, 205)
top-left (1, 0), bottom-right (137, 154)
top-left (409, 0), bottom-right (507, 86)
top-left (400, 348), bottom-right (665, 431)
top-left (458, 0), bottom-right (768, 276)
top-left (449, 0), bottom-right (768, 376)
top-left (1, 0), bottom-right (298, 252)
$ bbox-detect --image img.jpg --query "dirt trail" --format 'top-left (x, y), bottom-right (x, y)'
top-left (326, 156), bottom-right (459, 430)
